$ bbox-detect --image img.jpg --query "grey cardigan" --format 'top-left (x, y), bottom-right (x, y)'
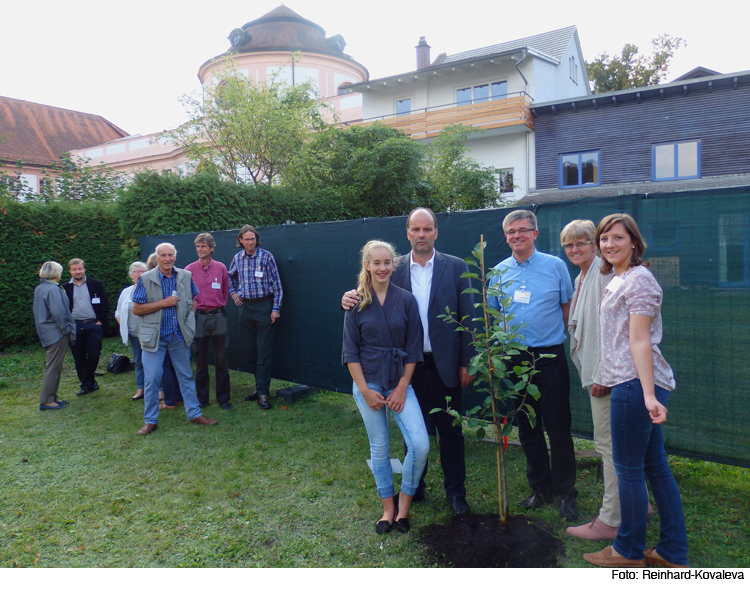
top-left (33, 279), bottom-right (76, 347)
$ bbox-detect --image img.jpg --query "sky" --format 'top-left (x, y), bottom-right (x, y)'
top-left (2, 0), bottom-right (746, 136)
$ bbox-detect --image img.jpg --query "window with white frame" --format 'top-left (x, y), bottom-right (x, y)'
top-left (652, 140), bottom-right (700, 181)
top-left (498, 168), bottom-right (514, 194)
top-left (569, 56), bottom-right (578, 85)
top-left (395, 98), bottom-right (411, 116)
top-left (456, 81), bottom-right (508, 106)
top-left (560, 151), bottom-right (600, 188)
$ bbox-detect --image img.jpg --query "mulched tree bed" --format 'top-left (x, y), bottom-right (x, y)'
top-left (421, 513), bottom-right (564, 568)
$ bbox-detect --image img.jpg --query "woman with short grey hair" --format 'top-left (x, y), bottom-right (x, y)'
top-left (33, 261), bottom-right (76, 410)
top-left (116, 261), bottom-right (148, 401)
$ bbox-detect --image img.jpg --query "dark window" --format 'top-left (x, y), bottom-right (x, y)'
top-left (498, 168), bottom-right (514, 194)
top-left (560, 151), bottom-right (600, 188)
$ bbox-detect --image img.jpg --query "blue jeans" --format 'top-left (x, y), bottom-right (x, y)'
top-left (611, 379), bottom-right (689, 565)
top-left (129, 335), bottom-right (144, 390)
top-left (352, 382), bottom-right (429, 499)
top-left (142, 338), bottom-right (202, 424)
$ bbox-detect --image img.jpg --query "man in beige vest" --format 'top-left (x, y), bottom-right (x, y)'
top-left (132, 242), bottom-right (217, 435)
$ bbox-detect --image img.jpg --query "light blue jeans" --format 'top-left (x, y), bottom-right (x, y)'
top-left (352, 382), bottom-right (429, 499)
top-left (142, 338), bottom-right (202, 424)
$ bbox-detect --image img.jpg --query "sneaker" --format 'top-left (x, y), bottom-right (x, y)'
top-left (518, 492), bottom-right (553, 510)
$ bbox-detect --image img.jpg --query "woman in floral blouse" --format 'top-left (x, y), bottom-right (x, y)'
top-left (583, 214), bottom-right (689, 569)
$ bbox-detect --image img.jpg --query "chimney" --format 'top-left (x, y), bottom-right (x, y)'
top-left (416, 37), bottom-right (431, 70)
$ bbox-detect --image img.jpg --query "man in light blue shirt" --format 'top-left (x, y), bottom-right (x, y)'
top-left (488, 209), bottom-right (579, 521)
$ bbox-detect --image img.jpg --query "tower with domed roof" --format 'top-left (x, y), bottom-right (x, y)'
top-left (198, 5), bottom-right (368, 122)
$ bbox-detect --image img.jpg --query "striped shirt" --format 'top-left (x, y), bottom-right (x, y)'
top-left (132, 269), bottom-right (199, 342)
top-left (228, 247), bottom-right (283, 312)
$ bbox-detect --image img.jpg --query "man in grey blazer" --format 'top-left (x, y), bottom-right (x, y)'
top-left (344, 208), bottom-right (475, 514)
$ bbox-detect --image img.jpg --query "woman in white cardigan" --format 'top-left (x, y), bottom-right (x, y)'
top-left (115, 261), bottom-right (148, 401)
top-left (560, 220), bottom-right (619, 540)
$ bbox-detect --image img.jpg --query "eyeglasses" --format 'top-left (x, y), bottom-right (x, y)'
top-left (563, 241), bottom-right (593, 250)
top-left (504, 228), bottom-right (536, 236)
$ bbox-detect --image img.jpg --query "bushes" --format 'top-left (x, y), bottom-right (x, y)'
top-left (0, 200), bottom-right (127, 349)
top-left (116, 171), bottom-right (354, 241)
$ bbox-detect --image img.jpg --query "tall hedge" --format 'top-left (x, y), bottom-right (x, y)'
top-left (0, 200), bottom-right (128, 349)
top-left (116, 172), bottom-right (355, 244)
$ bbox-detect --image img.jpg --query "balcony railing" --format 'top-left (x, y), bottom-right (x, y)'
top-left (344, 92), bottom-right (534, 138)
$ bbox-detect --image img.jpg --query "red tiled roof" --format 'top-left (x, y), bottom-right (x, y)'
top-left (0, 96), bottom-right (128, 167)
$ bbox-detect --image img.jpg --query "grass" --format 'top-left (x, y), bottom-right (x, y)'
top-left (1, 337), bottom-right (749, 568)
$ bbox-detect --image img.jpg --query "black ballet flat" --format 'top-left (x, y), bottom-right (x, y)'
top-left (375, 519), bottom-right (392, 535)
top-left (393, 518), bottom-right (411, 533)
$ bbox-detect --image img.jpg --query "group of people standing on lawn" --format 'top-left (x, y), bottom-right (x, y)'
top-left (32, 207), bottom-right (688, 567)
top-left (32, 224), bottom-right (283, 435)
top-left (342, 207), bottom-right (688, 568)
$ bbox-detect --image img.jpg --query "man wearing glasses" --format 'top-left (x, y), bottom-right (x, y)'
top-left (488, 209), bottom-right (579, 521)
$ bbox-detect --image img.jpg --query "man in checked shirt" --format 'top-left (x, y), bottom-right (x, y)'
top-left (228, 224), bottom-right (283, 410)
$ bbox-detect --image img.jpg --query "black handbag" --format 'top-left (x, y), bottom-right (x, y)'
top-left (106, 353), bottom-right (131, 374)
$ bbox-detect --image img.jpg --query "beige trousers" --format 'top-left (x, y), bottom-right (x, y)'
top-left (589, 387), bottom-right (621, 527)
top-left (39, 334), bottom-right (70, 404)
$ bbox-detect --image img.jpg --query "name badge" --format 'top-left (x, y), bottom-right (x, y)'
top-left (254, 270), bottom-right (264, 278)
top-left (605, 276), bottom-right (625, 293)
top-left (212, 282), bottom-right (221, 290)
top-left (92, 297), bottom-right (101, 304)
top-left (513, 290), bottom-right (531, 304)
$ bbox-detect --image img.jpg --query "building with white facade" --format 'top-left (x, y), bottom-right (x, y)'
top-left (344, 26), bottom-right (589, 200)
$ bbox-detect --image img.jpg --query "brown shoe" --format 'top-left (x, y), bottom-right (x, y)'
top-left (583, 546), bottom-right (645, 567)
top-left (189, 415), bottom-right (218, 426)
top-left (644, 547), bottom-right (688, 568)
top-left (137, 423), bottom-right (158, 435)
top-left (567, 517), bottom-right (619, 541)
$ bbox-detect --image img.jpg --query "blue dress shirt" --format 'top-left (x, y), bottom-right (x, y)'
top-left (488, 249), bottom-right (573, 347)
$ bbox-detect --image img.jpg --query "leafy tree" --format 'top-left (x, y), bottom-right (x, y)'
top-left (170, 57), bottom-right (331, 184)
top-left (586, 34), bottom-right (686, 94)
top-left (286, 123), bottom-right (425, 217)
top-left (423, 124), bottom-right (500, 212)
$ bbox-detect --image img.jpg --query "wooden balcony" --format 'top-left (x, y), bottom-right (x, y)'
top-left (350, 94), bottom-right (534, 139)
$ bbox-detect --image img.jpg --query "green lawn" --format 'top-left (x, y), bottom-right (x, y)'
top-left (1, 338), bottom-right (748, 568)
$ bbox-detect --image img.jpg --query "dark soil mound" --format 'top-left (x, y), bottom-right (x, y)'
top-left (421, 513), bottom-right (564, 568)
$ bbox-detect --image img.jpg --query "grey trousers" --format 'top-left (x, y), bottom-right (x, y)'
top-left (40, 334), bottom-right (70, 404)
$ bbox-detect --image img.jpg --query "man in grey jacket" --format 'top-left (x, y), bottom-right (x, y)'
top-left (132, 242), bottom-right (217, 435)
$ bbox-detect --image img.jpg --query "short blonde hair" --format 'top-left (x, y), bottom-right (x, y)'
top-left (560, 220), bottom-right (596, 246)
top-left (146, 253), bottom-right (158, 270)
top-left (40, 261), bottom-right (63, 280)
